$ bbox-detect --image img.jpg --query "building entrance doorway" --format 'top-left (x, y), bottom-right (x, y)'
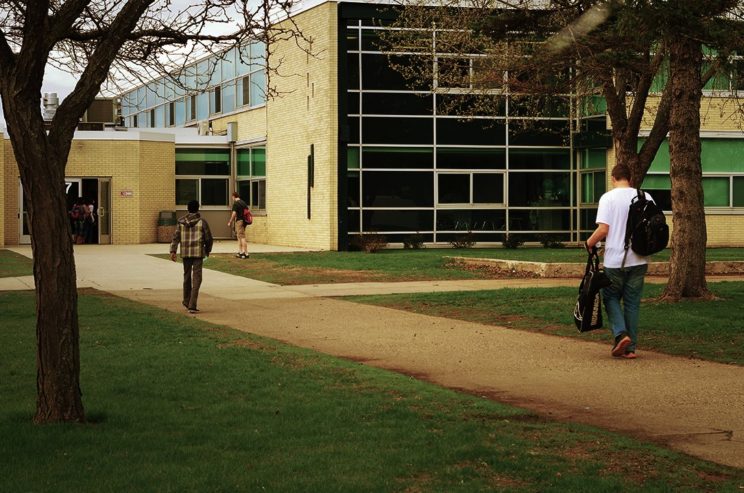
top-left (19, 177), bottom-right (112, 245)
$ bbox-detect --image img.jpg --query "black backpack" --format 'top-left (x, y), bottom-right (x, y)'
top-left (622, 188), bottom-right (669, 267)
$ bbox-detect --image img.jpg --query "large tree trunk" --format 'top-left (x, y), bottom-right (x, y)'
top-left (4, 100), bottom-right (85, 423)
top-left (662, 35), bottom-right (711, 301)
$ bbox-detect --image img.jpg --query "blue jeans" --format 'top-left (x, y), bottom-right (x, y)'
top-left (601, 265), bottom-right (648, 353)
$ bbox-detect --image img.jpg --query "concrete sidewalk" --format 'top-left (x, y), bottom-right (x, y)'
top-left (3, 243), bottom-right (743, 469)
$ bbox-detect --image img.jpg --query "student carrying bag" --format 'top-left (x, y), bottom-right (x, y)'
top-left (573, 248), bottom-right (612, 332)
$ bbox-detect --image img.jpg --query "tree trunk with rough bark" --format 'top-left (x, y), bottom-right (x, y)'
top-left (663, 35), bottom-right (711, 301)
top-left (3, 95), bottom-right (85, 423)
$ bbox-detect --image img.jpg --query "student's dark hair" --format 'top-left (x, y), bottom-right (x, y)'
top-left (187, 200), bottom-right (200, 213)
top-left (611, 164), bottom-right (631, 182)
top-left (231, 191), bottom-right (240, 198)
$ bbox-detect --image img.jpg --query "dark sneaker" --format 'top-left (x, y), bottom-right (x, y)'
top-left (188, 308), bottom-right (200, 314)
top-left (182, 301), bottom-right (189, 309)
top-left (611, 333), bottom-right (632, 357)
top-left (235, 253), bottom-right (243, 258)
top-left (244, 253), bottom-right (250, 259)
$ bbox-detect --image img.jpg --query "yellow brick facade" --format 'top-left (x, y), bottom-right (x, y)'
top-left (264, 2), bottom-right (338, 250)
top-left (3, 134), bottom-right (174, 245)
top-left (640, 95), bottom-right (744, 131)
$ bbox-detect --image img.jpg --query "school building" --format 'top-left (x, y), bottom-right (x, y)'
top-left (2, 0), bottom-right (744, 249)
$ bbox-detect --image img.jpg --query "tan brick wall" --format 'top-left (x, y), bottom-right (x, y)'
top-left (65, 139), bottom-right (174, 244)
top-left (265, 2), bottom-right (338, 250)
top-left (210, 106), bottom-right (267, 142)
top-left (3, 136), bottom-right (174, 245)
top-left (640, 95), bottom-right (744, 131)
top-left (3, 139), bottom-right (20, 246)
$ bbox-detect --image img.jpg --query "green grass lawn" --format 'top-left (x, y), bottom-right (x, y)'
top-left (2, 291), bottom-right (742, 491)
top-left (155, 247), bottom-right (744, 285)
top-left (351, 282), bottom-right (744, 366)
top-left (0, 249), bottom-right (33, 278)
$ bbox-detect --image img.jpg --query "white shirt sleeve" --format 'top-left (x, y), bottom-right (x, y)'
top-left (595, 194), bottom-right (612, 226)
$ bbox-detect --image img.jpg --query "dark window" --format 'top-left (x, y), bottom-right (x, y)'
top-left (508, 172), bottom-right (570, 206)
top-left (362, 93), bottom-right (432, 115)
top-left (242, 76), bottom-right (250, 106)
top-left (437, 94), bottom-right (505, 117)
top-left (347, 171), bottom-right (360, 207)
top-left (347, 92), bottom-right (360, 114)
top-left (437, 118), bottom-right (506, 146)
top-left (437, 148), bottom-right (505, 169)
top-left (734, 176), bottom-right (744, 207)
top-left (189, 95), bottom-right (197, 120)
top-left (438, 174), bottom-right (470, 203)
top-left (509, 209), bottom-right (570, 232)
top-left (580, 208), bottom-right (598, 230)
top-left (436, 209), bottom-right (506, 231)
top-left (175, 179), bottom-right (198, 205)
top-left (238, 180), bottom-right (250, 204)
top-left (211, 86), bottom-right (221, 114)
top-left (362, 147), bottom-right (433, 169)
top-left (347, 210), bottom-right (361, 232)
top-left (150, 111), bottom-right (155, 127)
top-left (510, 96), bottom-right (570, 117)
top-left (168, 102), bottom-right (175, 126)
top-left (362, 54), bottom-right (429, 91)
top-left (201, 179), bottom-right (228, 206)
top-left (346, 53), bottom-right (360, 90)
top-left (509, 149), bottom-right (571, 170)
top-left (508, 120), bottom-right (569, 146)
top-left (347, 117), bottom-right (360, 144)
top-left (362, 171), bottom-right (433, 207)
top-left (361, 29), bottom-right (384, 51)
top-left (363, 117), bottom-right (433, 145)
top-left (437, 57), bottom-right (470, 88)
top-left (362, 210), bottom-right (434, 232)
top-left (473, 174), bottom-right (504, 203)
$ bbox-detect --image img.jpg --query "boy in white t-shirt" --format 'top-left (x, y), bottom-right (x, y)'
top-left (585, 164), bottom-right (654, 359)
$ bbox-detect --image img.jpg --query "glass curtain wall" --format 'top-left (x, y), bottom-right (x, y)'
top-left (121, 42), bottom-right (267, 128)
top-left (343, 18), bottom-right (577, 244)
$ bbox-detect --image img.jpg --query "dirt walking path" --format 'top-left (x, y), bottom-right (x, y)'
top-left (119, 288), bottom-right (744, 470)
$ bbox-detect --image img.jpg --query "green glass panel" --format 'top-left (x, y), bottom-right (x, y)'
top-left (581, 173), bottom-right (593, 203)
top-left (703, 177), bottom-right (729, 206)
top-left (582, 149), bottom-right (606, 169)
top-left (701, 140), bottom-right (744, 172)
top-left (237, 149), bottom-right (250, 176)
top-left (638, 140), bottom-right (670, 173)
top-left (703, 62), bottom-right (730, 90)
top-left (642, 175), bottom-right (671, 189)
top-left (348, 147), bottom-right (360, 169)
top-left (252, 147), bottom-right (266, 176)
top-left (175, 149), bottom-right (230, 163)
top-left (733, 177), bottom-right (744, 207)
top-left (594, 171), bottom-right (606, 197)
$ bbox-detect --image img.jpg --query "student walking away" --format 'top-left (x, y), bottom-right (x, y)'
top-left (170, 200), bottom-right (213, 314)
top-left (584, 164), bottom-right (656, 359)
top-left (69, 197), bottom-right (86, 244)
top-left (228, 191), bottom-right (249, 259)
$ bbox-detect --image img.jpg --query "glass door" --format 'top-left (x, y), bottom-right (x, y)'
top-left (98, 178), bottom-right (111, 244)
top-left (18, 180), bottom-right (30, 244)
